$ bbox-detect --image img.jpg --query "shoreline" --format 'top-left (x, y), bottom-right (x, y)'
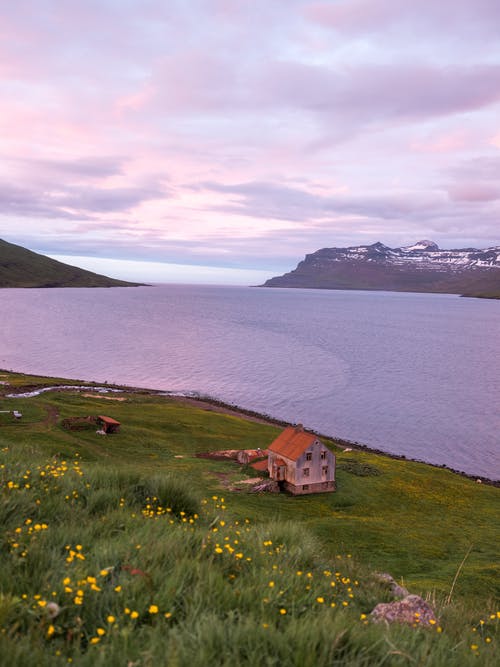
top-left (2, 369), bottom-right (498, 487)
top-left (168, 393), bottom-right (500, 487)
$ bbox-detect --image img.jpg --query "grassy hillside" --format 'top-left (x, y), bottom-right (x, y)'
top-left (0, 238), bottom-right (143, 288)
top-left (0, 371), bottom-right (498, 665)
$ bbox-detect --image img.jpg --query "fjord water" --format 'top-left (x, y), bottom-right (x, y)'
top-left (1, 285), bottom-right (498, 479)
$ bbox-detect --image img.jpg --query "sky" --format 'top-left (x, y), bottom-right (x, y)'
top-left (1, 0), bottom-right (500, 284)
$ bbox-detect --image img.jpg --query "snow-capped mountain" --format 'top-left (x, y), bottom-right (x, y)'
top-left (262, 241), bottom-right (500, 298)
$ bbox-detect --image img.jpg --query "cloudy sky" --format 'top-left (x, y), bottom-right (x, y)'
top-left (1, 0), bottom-right (500, 283)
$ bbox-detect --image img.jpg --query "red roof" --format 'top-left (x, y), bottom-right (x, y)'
top-left (268, 426), bottom-right (317, 461)
top-left (98, 415), bottom-right (121, 425)
top-left (251, 459), bottom-right (269, 472)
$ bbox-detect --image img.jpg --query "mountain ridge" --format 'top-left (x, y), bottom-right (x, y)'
top-left (262, 240), bottom-right (500, 298)
top-left (0, 238), bottom-right (145, 288)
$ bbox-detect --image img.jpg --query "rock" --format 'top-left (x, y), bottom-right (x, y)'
top-left (371, 594), bottom-right (438, 627)
top-left (374, 572), bottom-right (409, 598)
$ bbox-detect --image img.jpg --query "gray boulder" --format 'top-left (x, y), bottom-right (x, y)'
top-left (371, 594), bottom-right (438, 627)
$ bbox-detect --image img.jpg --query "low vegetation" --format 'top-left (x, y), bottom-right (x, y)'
top-left (0, 371), bottom-right (498, 665)
top-left (0, 237), bottom-right (142, 288)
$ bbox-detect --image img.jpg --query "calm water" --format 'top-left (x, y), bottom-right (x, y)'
top-left (1, 285), bottom-right (499, 479)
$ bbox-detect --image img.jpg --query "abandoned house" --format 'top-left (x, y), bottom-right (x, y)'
top-left (97, 415), bottom-right (121, 434)
top-left (267, 425), bottom-right (336, 495)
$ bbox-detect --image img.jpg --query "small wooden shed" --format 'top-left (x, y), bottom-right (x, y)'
top-left (97, 415), bottom-right (121, 434)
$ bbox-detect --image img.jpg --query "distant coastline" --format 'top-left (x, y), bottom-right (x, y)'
top-left (262, 240), bottom-right (500, 299)
top-left (0, 237), bottom-right (147, 288)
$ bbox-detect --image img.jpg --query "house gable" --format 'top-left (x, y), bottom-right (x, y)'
top-left (268, 425), bottom-right (318, 461)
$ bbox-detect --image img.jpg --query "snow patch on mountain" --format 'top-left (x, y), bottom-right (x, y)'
top-left (310, 241), bottom-right (500, 271)
top-left (401, 240), bottom-right (440, 252)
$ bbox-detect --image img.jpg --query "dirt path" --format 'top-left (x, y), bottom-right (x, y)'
top-left (43, 405), bottom-right (59, 426)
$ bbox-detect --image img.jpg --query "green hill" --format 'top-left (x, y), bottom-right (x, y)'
top-left (0, 238), bottom-right (144, 287)
top-left (0, 371), bottom-right (498, 666)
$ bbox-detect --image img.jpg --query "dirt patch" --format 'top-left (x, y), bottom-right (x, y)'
top-left (82, 393), bottom-right (126, 401)
top-left (43, 406), bottom-right (60, 426)
top-left (234, 477), bottom-right (263, 485)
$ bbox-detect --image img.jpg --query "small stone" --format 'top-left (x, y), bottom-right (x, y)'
top-left (374, 572), bottom-right (409, 598)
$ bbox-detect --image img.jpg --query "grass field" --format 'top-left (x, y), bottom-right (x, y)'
top-left (0, 237), bottom-right (142, 288)
top-left (0, 371), bottom-right (498, 665)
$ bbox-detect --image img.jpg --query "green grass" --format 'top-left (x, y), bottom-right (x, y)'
top-left (0, 237), bottom-right (142, 287)
top-left (0, 371), bottom-right (499, 665)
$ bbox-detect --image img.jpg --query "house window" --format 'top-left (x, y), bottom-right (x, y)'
top-left (306, 452), bottom-right (312, 461)
top-left (320, 451), bottom-right (327, 459)
top-left (322, 466), bottom-right (328, 475)
top-left (303, 484), bottom-right (309, 491)
top-left (303, 468), bottom-right (310, 477)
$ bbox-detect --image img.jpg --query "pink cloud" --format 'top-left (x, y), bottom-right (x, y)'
top-left (446, 156), bottom-right (500, 202)
top-left (0, 1), bottom-right (499, 274)
top-left (257, 62), bottom-right (500, 123)
top-left (410, 131), bottom-right (468, 154)
top-left (305, 0), bottom-right (500, 41)
top-left (448, 184), bottom-right (500, 202)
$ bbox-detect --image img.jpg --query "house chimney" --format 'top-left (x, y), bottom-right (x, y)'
top-left (295, 423), bottom-right (303, 432)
